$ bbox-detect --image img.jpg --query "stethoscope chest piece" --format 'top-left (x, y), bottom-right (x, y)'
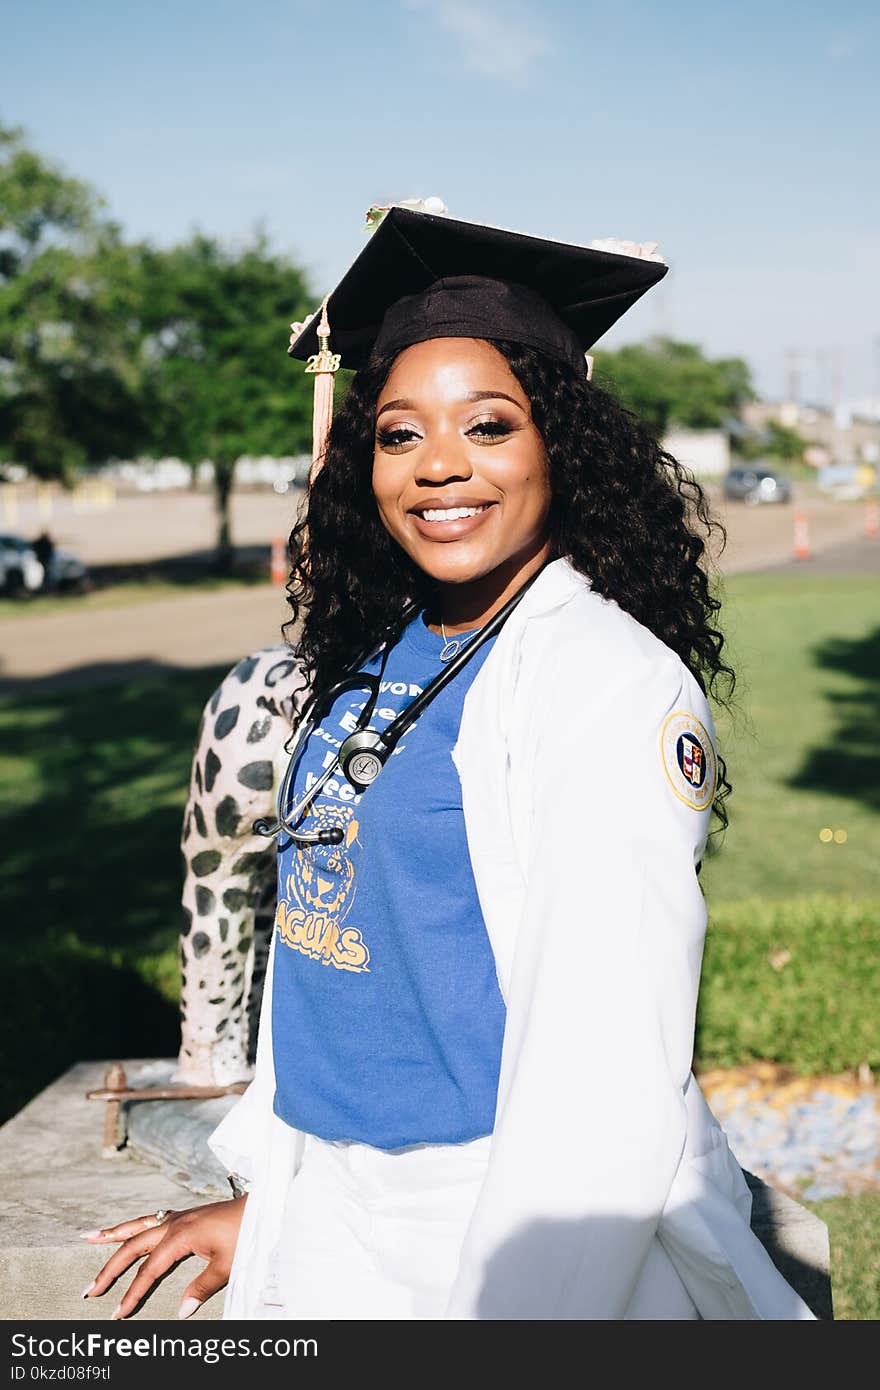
top-left (338, 729), bottom-right (390, 792)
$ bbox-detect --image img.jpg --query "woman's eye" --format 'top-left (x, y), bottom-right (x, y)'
top-left (377, 427), bottom-right (421, 449)
top-left (467, 419), bottom-right (514, 441)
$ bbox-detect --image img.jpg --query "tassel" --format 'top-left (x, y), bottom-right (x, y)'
top-left (304, 296), bottom-right (341, 485)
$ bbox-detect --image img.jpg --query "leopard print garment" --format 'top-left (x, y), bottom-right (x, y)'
top-left (175, 645), bottom-right (304, 1085)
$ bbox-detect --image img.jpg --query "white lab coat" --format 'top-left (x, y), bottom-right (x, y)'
top-left (208, 556), bottom-right (816, 1320)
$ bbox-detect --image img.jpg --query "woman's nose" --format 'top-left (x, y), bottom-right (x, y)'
top-left (413, 438), bottom-right (473, 484)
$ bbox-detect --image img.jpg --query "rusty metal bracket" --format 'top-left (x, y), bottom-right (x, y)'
top-left (86, 1063), bottom-right (248, 1158)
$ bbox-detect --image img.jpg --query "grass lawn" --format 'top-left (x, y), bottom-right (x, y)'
top-left (808, 1193), bottom-right (880, 1320)
top-left (701, 572), bottom-right (879, 902)
top-left (0, 664), bottom-right (227, 1120)
top-left (696, 894), bottom-right (877, 1072)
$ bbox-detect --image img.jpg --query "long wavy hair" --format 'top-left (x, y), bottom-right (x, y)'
top-left (284, 340), bottom-right (734, 828)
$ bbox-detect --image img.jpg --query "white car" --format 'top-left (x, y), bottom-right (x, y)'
top-left (0, 534), bottom-right (44, 595)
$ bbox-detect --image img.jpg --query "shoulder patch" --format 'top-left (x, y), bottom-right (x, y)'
top-left (660, 711), bottom-right (717, 811)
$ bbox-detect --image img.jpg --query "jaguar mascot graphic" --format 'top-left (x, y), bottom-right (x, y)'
top-left (275, 803), bottom-right (371, 973)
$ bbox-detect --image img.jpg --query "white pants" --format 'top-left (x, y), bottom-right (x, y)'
top-left (254, 1130), bottom-right (492, 1320)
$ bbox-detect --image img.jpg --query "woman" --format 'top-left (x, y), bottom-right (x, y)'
top-left (82, 208), bottom-right (815, 1320)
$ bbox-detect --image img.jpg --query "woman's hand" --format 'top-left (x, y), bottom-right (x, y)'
top-left (80, 1196), bottom-right (247, 1320)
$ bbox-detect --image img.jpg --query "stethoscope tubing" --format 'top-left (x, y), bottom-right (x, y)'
top-left (255, 568), bottom-right (545, 845)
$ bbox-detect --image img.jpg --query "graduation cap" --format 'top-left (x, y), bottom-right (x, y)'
top-left (290, 204), bottom-right (668, 476)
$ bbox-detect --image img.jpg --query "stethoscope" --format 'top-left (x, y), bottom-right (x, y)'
top-left (253, 567), bottom-right (545, 848)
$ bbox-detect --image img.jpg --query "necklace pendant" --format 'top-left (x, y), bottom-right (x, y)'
top-left (439, 637), bottom-right (462, 662)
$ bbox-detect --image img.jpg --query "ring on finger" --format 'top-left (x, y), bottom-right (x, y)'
top-left (150, 1209), bottom-right (170, 1227)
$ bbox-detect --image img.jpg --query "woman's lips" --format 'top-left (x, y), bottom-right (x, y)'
top-left (409, 502), bottom-right (497, 542)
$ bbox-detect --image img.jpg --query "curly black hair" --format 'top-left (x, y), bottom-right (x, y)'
top-left (285, 340), bottom-right (733, 827)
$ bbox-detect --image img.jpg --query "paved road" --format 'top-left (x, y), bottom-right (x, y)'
top-left (0, 584), bottom-right (291, 692)
top-left (1, 487), bottom-right (876, 693)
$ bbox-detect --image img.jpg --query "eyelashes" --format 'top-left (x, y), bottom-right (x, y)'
top-left (376, 419), bottom-right (515, 449)
top-left (376, 427), bottom-right (419, 448)
top-left (469, 420), bottom-right (514, 439)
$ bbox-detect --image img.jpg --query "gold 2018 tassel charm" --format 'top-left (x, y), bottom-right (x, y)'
top-left (304, 296), bottom-right (341, 485)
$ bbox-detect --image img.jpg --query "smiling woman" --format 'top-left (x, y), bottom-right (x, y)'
top-left (83, 206), bottom-right (816, 1322)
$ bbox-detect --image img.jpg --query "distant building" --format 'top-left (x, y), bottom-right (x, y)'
top-left (743, 401), bottom-right (880, 468)
top-left (661, 429), bottom-right (730, 478)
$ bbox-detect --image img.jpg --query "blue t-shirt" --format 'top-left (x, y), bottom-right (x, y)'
top-left (271, 611), bottom-right (507, 1149)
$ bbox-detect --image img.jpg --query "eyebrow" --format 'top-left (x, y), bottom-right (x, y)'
top-left (376, 390), bottom-right (524, 421)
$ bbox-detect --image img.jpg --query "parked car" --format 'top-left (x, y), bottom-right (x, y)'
top-left (723, 467), bottom-right (793, 505)
top-left (0, 533), bottom-right (89, 596)
top-left (0, 534), bottom-right (44, 595)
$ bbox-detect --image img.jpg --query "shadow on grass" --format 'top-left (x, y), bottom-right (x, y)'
top-left (789, 627), bottom-right (880, 811)
top-left (0, 946), bottom-right (180, 1124)
top-left (0, 662), bottom-right (233, 1120)
top-left (0, 661), bottom-right (228, 953)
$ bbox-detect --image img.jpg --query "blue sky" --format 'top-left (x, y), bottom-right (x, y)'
top-left (5, 0), bottom-right (878, 401)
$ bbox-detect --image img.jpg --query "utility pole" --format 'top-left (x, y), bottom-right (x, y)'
top-left (784, 348), bottom-right (802, 405)
top-left (815, 349), bottom-right (829, 409)
top-left (831, 349), bottom-right (844, 410)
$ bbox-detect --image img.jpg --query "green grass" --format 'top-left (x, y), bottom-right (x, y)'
top-left (696, 895), bottom-right (877, 1073)
top-left (808, 1193), bottom-right (880, 1320)
top-left (0, 665), bottom-right (225, 1120)
top-left (701, 572), bottom-right (880, 902)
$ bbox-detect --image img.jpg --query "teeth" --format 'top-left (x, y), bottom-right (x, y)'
top-left (420, 505), bottom-right (488, 522)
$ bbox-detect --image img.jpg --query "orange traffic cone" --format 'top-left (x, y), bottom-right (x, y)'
top-left (793, 510), bottom-right (810, 561)
top-left (866, 498), bottom-right (879, 539)
top-left (270, 536), bottom-right (288, 586)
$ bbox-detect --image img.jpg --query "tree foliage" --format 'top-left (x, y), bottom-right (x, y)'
top-left (0, 123), bottom-right (147, 482)
top-left (136, 233), bottom-right (314, 563)
top-left (595, 336), bottom-right (754, 438)
top-left (0, 126), bottom-right (317, 561)
top-left (739, 419), bottom-right (807, 463)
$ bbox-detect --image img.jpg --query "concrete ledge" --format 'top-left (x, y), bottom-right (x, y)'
top-left (0, 1061), bottom-right (224, 1321)
top-left (745, 1170), bottom-right (833, 1320)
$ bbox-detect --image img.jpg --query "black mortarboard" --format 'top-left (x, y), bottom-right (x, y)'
top-left (288, 206), bottom-right (668, 374)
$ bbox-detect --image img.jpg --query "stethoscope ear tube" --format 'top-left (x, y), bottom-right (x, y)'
top-left (255, 568), bottom-right (546, 845)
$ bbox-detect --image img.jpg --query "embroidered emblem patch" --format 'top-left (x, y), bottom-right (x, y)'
top-left (660, 712), bottom-right (717, 811)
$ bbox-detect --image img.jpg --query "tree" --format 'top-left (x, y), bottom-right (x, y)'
top-left (137, 233), bottom-right (315, 567)
top-left (0, 124), bottom-right (147, 482)
top-left (742, 419), bottom-right (806, 463)
top-left (595, 336), bottom-right (754, 438)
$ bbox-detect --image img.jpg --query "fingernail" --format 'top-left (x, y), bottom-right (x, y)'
top-left (111, 1304), bottom-right (123, 1320)
top-left (178, 1297), bottom-right (201, 1320)
top-left (78, 1230), bottom-right (103, 1240)
top-left (81, 1281), bottom-right (96, 1299)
